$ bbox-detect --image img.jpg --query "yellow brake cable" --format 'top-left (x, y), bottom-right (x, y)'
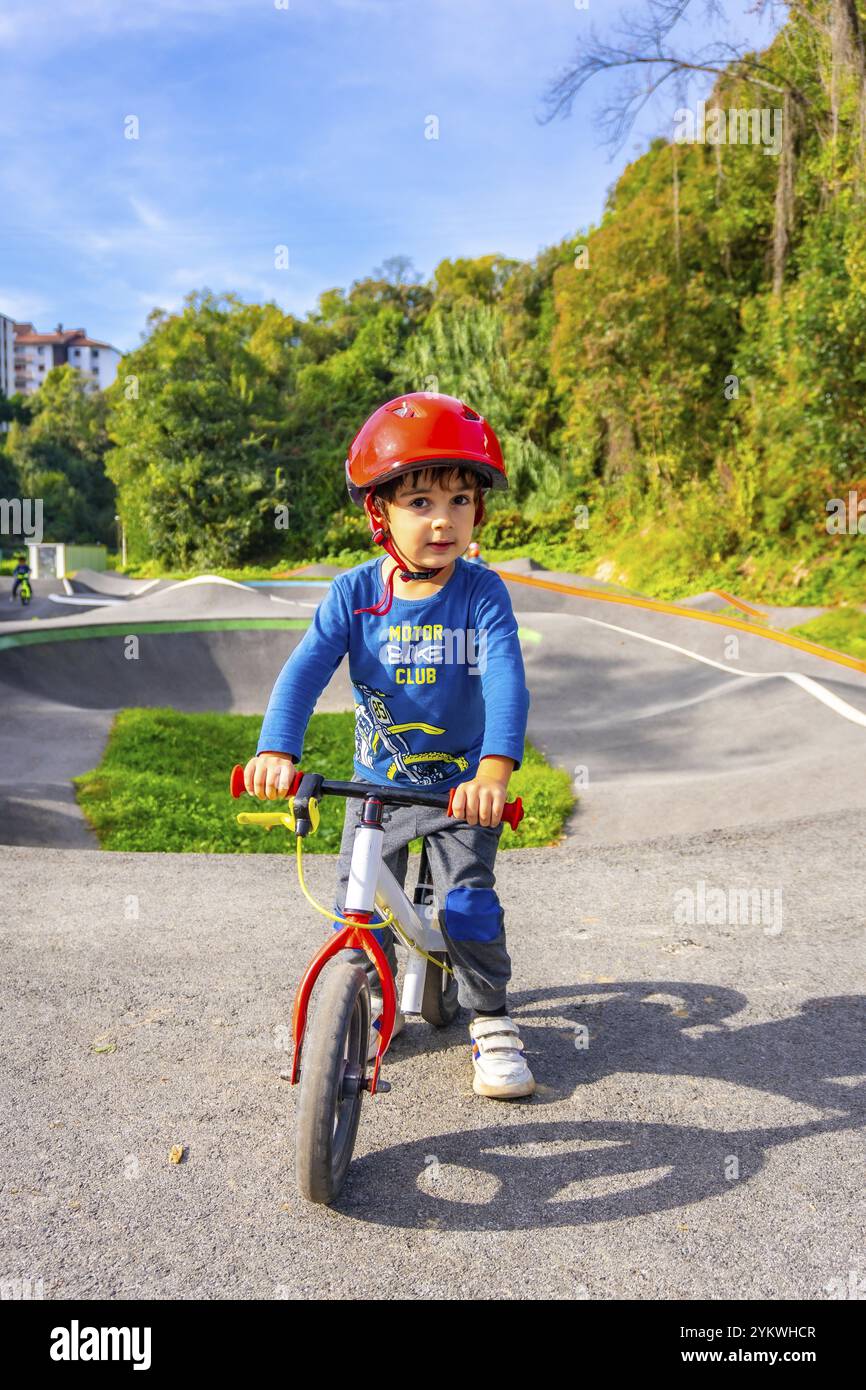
top-left (237, 799), bottom-right (454, 976)
top-left (294, 836), bottom-right (454, 977)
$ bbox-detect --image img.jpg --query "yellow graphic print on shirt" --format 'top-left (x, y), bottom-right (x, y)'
top-left (353, 682), bottom-right (469, 786)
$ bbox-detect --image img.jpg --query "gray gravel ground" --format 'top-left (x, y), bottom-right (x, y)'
top-left (2, 804), bottom-right (864, 1300)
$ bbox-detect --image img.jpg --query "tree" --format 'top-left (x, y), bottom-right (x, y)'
top-left (104, 281), bottom-right (420, 568)
top-left (538, 0), bottom-right (821, 290)
top-left (106, 291), bottom-right (292, 568)
top-left (8, 366), bottom-right (115, 543)
top-left (432, 255), bottom-right (521, 308)
top-left (0, 390), bottom-right (32, 428)
top-left (371, 254), bottom-right (418, 286)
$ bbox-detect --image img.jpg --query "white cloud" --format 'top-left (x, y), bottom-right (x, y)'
top-left (128, 196), bottom-right (172, 234)
top-left (78, 232), bottom-right (116, 256)
top-left (167, 263), bottom-right (279, 296)
top-left (0, 0), bottom-right (263, 49)
top-left (0, 288), bottom-right (53, 322)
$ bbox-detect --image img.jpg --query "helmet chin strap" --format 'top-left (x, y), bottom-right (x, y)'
top-left (382, 533), bottom-right (441, 582)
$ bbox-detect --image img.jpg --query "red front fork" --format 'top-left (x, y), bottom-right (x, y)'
top-left (290, 911), bottom-right (397, 1096)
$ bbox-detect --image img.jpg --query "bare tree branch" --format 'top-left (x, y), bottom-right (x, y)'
top-left (538, 0), bottom-right (813, 155)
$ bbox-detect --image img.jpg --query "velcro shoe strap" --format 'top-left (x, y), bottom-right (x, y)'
top-left (471, 1018), bottom-right (525, 1053)
top-left (472, 1016), bottom-right (520, 1039)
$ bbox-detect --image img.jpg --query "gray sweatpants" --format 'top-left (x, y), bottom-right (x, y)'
top-left (331, 773), bottom-right (512, 1014)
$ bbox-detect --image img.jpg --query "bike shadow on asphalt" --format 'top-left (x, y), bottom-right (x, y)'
top-left (334, 980), bottom-right (866, 1228)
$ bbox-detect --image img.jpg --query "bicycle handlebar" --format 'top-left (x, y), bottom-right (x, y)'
top-left (229, 763), bottom-right (525, 831)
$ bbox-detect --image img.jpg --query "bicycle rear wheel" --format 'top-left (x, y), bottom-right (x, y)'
top-left (421, 951), bottom-right (460, 1026)
top-left (294, 958), bottom-right (371, 1205)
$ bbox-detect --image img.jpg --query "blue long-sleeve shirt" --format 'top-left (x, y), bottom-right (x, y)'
top-left (257, 555), bottom-right (530, 789)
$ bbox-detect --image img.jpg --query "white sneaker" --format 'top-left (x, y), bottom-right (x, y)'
top-left (367, 990), bottom-right (405, 1060)
top-left (470, 1015), bottom-right (536, 1098)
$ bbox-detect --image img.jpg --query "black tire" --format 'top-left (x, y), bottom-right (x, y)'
top-left (420, 950), bottom-right (460, 1027)
top-left (294, 959), bottom-right (371, 1205)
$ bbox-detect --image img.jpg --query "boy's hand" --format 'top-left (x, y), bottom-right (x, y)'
top-left (449, 769), bottom-right (510, 829)
top-left (243, 753), bottom-right (296, 800)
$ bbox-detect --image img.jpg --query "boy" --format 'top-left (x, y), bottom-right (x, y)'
top-left (243, 392), bottom-right (534, 1098)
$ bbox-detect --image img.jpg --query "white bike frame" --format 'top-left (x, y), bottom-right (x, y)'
top-left (343, 821), bottom-right (449, 1014)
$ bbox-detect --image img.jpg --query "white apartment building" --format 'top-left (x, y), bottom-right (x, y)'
top-left (0, 312), bottom-right (16, 401)
top-left (12, 321), bottom-right (121, 395)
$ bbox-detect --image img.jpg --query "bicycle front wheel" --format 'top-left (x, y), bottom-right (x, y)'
top-left (294, 959), bottom-right (371, 1205)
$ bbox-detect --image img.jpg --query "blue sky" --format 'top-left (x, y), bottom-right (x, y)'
top-left (0, 0), bottom-right (781, 356)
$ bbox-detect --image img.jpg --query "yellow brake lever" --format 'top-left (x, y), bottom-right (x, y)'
top-left (235, 794), bottom-right (320, 836)
top-left (237, 804), bottom-right (296, 832)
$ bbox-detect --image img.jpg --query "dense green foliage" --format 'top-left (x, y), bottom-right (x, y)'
top-left (73, 708), bottom-right (575, 853)
top-left (0, 369), bottom-right (115, 544)
top-left (5, 4), bottom-right (866, 601)
top-left (789, 605), bottom-right (866, 658)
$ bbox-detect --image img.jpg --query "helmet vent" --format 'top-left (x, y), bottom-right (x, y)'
top-left (462, 405), bottom-right (482, 422)
top-left (392, 400), bottom-right (418, 418)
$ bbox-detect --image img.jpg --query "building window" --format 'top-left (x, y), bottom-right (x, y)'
top-left (91, 349), bottom-right (100, 358)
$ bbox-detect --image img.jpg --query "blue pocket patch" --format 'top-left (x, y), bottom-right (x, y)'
top-left (444, 887), bottom-right (503, 942)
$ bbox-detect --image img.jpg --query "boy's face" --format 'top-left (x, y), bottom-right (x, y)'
top-left (375, 470), bottom-right (478, 568)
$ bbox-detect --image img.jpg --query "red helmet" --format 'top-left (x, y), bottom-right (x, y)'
top-left (344, 392), bottom-right (507, 617)
top-left (345, 392), bottom-right (507, 506)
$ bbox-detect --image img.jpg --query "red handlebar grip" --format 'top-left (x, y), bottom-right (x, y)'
top-left (501, 796), bottom-right (524, 831)
top-left (446, 787), bottom-right (524, 831)
top-left (230, 763), bottom-right (304, 798)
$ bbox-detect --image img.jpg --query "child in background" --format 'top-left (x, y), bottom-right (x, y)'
top-left (466, 540), bottom-right (489, 567)
top-left (243, 393), bottom-right (534, 1098)
top-left (10, 553), bottom-right (31, 602)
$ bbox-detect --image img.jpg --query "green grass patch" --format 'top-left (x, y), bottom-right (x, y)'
top-left (787, 606), bottom-right (866, 661)
top-left (74, 708), bottom-right (575, 853)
